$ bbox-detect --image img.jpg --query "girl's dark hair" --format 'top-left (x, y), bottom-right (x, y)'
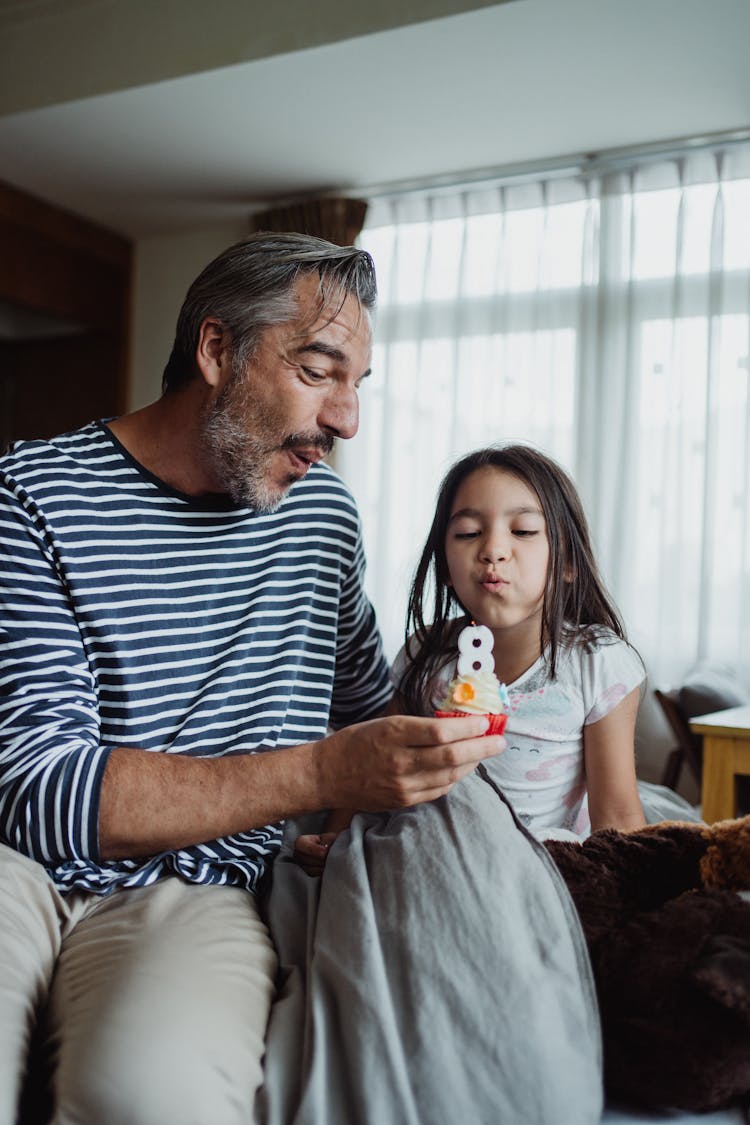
top-left (400, 444), bottom-right (627, 715)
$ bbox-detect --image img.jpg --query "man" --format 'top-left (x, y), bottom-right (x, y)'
top-left (0, 233), bottom-right (502, 1124)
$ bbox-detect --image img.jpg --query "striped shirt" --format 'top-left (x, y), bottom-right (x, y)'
top-left (0, 421), bottom-right (391, 895)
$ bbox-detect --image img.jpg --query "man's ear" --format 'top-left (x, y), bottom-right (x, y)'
top-left (195, 317), bottom-right (228, 388)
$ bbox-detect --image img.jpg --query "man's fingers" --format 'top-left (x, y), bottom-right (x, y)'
top-left (374, 736), bottom-right (505, 809)
top-left (397, 758), bottom-right (493, 807)
top-left (394, 713), bottom-right (492, 746)
top-left (406, 733), bottom-right (505, 772)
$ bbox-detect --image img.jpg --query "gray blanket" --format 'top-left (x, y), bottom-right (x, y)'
top-left (257, 768), bottom-right (603, 1125)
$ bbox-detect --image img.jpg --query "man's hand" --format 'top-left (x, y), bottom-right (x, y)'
top-left (314, 713), bottom-right (504, 812)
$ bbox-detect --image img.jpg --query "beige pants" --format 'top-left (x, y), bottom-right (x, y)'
top-left (0, 843), bottom-right (277, 1125)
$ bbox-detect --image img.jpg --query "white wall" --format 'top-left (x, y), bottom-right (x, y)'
top-left (129, 222), bottom-right (247, 409)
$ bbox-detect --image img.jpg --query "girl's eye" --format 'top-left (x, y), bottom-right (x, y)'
top-left (454, 531), bottom-right (480, 540)
top-left (513, 529), bottom-right (539, 537)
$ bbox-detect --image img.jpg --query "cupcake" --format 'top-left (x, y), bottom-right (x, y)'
top-left (434, 622), bottom-right (509, 735)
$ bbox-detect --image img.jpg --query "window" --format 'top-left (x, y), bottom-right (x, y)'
top-left (337, 145), bottom-right (750, 687)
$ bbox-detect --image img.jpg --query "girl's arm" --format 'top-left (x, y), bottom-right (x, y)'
top-left (584, 687), bottom-right (646, 832)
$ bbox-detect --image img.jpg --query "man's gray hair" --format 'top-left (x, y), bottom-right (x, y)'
top-left (161, 231), bottom-right (377, 393)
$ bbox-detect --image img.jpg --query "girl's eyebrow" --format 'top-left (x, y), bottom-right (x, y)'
top-left (448, 507), bottom-right (481, 523)
top-left (448, 504), bottom-right (543, 523)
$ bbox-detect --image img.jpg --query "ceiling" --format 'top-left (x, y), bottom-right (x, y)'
top-left (0, 0), bottom-right (748, 239)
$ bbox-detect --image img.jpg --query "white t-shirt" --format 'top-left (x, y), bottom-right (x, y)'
top-left (393, 628), bottom-right (645, 839)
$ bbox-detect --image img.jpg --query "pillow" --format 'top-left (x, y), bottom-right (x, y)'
top-left (679, 662), bottom-right (750, 720)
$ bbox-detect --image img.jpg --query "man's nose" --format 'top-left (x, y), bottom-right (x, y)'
top-left (320, 385), bottom-right (359, 440)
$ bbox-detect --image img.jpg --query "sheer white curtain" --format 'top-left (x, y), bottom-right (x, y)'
top-left (337, 144), bottom-right (750, 688)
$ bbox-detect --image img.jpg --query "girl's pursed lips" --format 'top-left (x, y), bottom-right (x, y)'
top-left (480, 575), bottom-right (509, 589)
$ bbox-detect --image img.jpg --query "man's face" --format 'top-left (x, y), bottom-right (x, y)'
top-left (202, 274), bottom-right (372, 511)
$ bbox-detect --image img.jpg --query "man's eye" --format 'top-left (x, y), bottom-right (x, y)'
top-left (301, 367), bottom-right (326, 383)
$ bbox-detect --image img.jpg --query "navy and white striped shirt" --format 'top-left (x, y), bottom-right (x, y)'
top-left (0, 421), bottom-right (391, 895)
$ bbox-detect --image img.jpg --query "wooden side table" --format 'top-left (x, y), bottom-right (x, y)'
top-left (690, 705), bottom-right (750, 823)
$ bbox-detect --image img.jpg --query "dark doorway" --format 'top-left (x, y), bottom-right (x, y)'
top-left (0, 181), bottom-right (132, 447)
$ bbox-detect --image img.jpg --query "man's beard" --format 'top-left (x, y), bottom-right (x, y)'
top-left (201, 370), bottom-right (334, 513)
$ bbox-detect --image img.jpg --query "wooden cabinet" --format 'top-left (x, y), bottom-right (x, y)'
top-left (0, 181), bottom-right (132, 446)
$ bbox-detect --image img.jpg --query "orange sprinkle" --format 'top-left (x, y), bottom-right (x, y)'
top-left (453, 682), bottom-right (475, 704)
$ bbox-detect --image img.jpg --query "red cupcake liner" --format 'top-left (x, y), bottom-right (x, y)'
top-left (434, 710), bottom-right (508, 735)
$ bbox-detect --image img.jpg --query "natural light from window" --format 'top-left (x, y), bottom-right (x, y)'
top-left (339, 153), bottom-right (750, 690)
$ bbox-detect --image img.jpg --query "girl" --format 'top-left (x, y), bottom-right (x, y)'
top-left (290, 445), bottom-right (750, 1115)
top-left (396, 442), bottom-right (646, 840)
top-left (295, 442), bottom-right (645, 872)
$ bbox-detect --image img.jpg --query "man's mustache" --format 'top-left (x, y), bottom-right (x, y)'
top-left (280, 432), bottom-right (335, 457)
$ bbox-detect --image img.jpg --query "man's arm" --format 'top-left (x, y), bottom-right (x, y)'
top-left (0, 476), bottom-right (111, 865)
top-left (98, 713), bottom-right (502, 858)
top-left (1, 470), bottom-right (501, 866)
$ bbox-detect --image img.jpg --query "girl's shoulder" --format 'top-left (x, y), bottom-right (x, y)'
top-left (391, 623), bottom-right (461, 713)
top-left (560, 626), bottom-right (646, 711)
top-left (562, 624), bottom-right (639, 662)
top-left (566, 622), bottom-right (622, 650)
top-left (393, 621), bottom-right (462, 670)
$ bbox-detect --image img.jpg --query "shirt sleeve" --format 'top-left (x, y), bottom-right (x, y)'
top-left (0, 475), bottom-right (111, 864)
top-left (579, 633), bottom-right (646, 726)
top-left (328, 522), bottom-right (392, 728)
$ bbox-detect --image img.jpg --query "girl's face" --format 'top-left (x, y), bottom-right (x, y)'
top-left (444, 466), bottom-right (550, 638)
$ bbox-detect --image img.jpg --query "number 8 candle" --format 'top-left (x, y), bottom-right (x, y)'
top-left (435, 621), bottom-right (510, 735)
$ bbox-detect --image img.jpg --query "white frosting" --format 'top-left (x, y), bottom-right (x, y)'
top-left (438, 670), bottom-right (506, 715)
